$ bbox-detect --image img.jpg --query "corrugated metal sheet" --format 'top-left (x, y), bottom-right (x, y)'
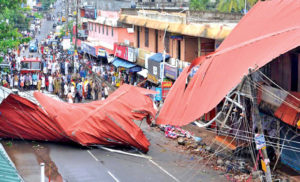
top-left (119, 15), bottom-right (235, 40)
top-left (0, 144), bottom-right (23, 182)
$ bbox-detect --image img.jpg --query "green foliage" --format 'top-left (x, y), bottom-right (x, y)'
top-left (216, 0), bottom-right (258, 13)
top-left (34, 12), bottom-right (43, 19)
top-left (190, 0), bottom-right (259, 13)
top-left (0, 0), bottom-right (30, 53)
top-left (190, 0), bottom-right (211, 11)
top-left (217, 0), bottom-right (244, 13)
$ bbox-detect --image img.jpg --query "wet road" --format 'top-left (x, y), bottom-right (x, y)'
top-left (4, 122), bottom-right (223, 182)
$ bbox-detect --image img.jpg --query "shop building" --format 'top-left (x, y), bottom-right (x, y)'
top-left (117, 9), bottom-right (241, 100)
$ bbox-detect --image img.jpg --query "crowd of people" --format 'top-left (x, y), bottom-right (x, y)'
top-left (0, 16), bottom-right (151, 105)
top-left (0, 41), bottom-right (113, 104)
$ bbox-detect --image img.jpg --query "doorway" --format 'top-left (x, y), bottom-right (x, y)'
top-left (177, 40), bottom-right (181, 60)
top-left (290, 53), bottom-right (298, 91)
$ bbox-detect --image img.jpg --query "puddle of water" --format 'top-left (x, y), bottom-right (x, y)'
top-left (2, 139), bottom-right (63, 182)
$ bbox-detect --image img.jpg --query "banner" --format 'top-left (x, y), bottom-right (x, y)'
top-left (114, 44), bottom-right (136, 63)
top-left (82, 42), bottom-right (96, 57)
top-left (155, 87), bottom-right (162, 101)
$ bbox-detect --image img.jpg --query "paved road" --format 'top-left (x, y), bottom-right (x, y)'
top-left (4, 1), bottom-right (223, 181)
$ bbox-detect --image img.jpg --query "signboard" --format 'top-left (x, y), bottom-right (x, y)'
top-left (255, 134), bottom-right (266, 150)
top-left (148, 58), bottom-right (161, 80)
top-left (164, 63), bottom-right (178, 80)
top-left (162, 81), bottom-right (173, 100)
top-left (114, 44), bottom-right (136, 63)
top-left (137, 48), bottom-right (150, 67)
top-left (62, 38), bottom-right (71, 50)
top-left (147, 73), bottom-right (159, 84)
top-left (114, 44), bottom-right (128, 60)
top-left (81, 43), bottom-right (96, 57)
top-left (160, 63), bottom-right (164, 80)
top-left (84, 7), bottom-right (96, 19)
top-left (155, 87), bottom-right (162, 101)
top-left (153, 66), bottom-right (158, 76)
top-left (127, 47), bottom-right (136, 62)
top-left (162, 81), bottom-right (173, 88)
top-left (98, 48), bottom-right (106, 57)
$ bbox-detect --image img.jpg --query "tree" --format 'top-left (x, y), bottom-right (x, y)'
top-left (190, 0), bottom-right (211, 11)
top-left (0, 0), bottom-right (30, 54)
top-left (216, 0), bottom-right (258, 13)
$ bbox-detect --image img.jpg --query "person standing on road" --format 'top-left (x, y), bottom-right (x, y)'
top-left (104, 86), bottom-right (109, 99)
top-left (64, 82), bottom-right (68, 100)
top-left (48, 74), bottom-right (53, 93)
top-left (67, 90), bottom-right (73, 103)
top-left (41, 74), bottom-right (45, 92)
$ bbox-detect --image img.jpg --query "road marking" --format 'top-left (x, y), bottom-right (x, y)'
top-left (99, 146), bottom-right (151, 159)
top-left (99, 146), bottom-right (180, 182)
top-left (87, 150), bottom-right (99, 161)
top-left (148, 159), bottom-right (180, 182)
top-left (107, 171), bottom-right (120, 182)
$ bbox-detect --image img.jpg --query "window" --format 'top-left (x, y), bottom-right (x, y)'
top-left (102, 25), bottom-right (104, 34)
top-left (106, 26), bottom-right (109, 35)
top-left (99, 25), bottom-right (101, 33)
top-left (111, 27), bottom-right (114, 36)
top-left (31, 62), bottom-right (41, 70)
top-left (145, 28), bottom-right (149, 47)
top-left (21, 62), bottom-right (30, 69)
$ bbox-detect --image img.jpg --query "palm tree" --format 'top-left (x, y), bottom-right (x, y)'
top-left (216, 0), bottom-right (258, 13)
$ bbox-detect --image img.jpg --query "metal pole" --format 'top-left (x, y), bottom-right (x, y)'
top-left (248, 70), bottom-right (272, 182)
top-left (40, 163), bottom-right (45, 182)
top-left (66, 0), bottom-right (69, 33)
top-left (75, 0), bottom-right (79, 50)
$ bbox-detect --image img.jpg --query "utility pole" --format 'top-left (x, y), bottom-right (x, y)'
top-left (66, 0), bottom-right (69, 33)
top-left (248, 69), bottom-right (272, 182)
top-left (75, 0), bottom-right (79, 50)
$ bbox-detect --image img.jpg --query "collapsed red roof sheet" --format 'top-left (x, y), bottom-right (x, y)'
top-left (157, 0), bottom-right (300, 126)
top-left (0, 85), bottom-right (156, 153)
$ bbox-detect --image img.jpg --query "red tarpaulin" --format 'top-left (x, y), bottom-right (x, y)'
top-left (157, 0), bottom-right (300, 126)
top-left (0, 85), bottom-right (156, 152)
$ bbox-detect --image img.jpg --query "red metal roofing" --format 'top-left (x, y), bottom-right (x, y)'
top-left (0, 85), bottom-right (156, 152)
top-left (157, 0), bottom-right (300, 126)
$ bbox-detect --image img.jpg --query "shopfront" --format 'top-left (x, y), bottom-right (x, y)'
top-left (97, 48), bottom-right (108, 64)
top-left (81, 42), bottom-right (97, 57)
top-left (147, 53), bottom-right (170, 84)
top-left (112, 57), bottom-right (142, 86)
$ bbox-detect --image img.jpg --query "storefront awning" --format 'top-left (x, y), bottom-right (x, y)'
top-left (148, 53), bottom-right (170, 63)
top-left (157, 0), bottom-right (300, 126)
top-left (112, 57), bottom-right (136, 68)
top-left (137, 69), bottom-right (148, 78)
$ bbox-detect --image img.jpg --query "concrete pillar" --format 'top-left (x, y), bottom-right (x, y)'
top-left (40, 163), bottom-right (45, 182)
